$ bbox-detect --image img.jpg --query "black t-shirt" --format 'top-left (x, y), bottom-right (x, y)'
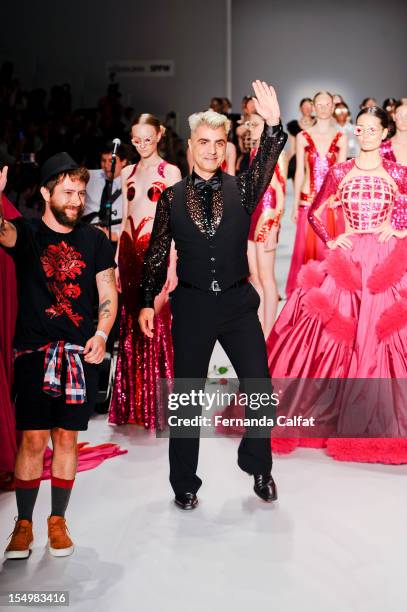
top-left (6, 218), bottom-right (115, 349)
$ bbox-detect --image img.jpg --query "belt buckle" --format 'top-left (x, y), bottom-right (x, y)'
top-left (210, 280), bottom-right (221, 292)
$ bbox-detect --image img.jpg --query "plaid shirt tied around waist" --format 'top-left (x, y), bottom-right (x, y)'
top-left (15, 341), bottom-right (86, 405)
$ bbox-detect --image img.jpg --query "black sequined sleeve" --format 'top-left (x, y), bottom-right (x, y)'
top-left (238, 123), bottom-right (288, 214)
top-left (140, 187), bottom-right (173, 308)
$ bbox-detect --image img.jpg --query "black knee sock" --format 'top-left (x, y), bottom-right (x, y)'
top-left (51, 477), bottom-right (75, 517)
top-left (15, 478), bottom-right (41, 522)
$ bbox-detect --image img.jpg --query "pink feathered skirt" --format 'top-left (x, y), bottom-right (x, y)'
top-left (268, 234), bottom-right (407, 440)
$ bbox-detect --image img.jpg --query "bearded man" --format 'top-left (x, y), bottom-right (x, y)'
top-left (0, 153), bottom-right (117, 558)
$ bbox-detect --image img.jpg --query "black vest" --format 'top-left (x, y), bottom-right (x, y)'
top-left (171, 173), bottom-right (251, 291)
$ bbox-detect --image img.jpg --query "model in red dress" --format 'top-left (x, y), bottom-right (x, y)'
top-left (109, 114), bottom-right (181, 429)
top-left (285, 91), bottom-right (347, 297)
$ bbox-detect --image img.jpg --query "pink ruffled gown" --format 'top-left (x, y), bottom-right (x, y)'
top-left (109, 162), bottom-right (174, 430)
top-left (380, 140), bottom-right (407, 230)
top-left (268, 158), bottom-right (407, 463)
top-left (285, 131), bottom-right (344, 297)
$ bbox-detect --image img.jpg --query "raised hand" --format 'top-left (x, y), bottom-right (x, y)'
top-left (252, 81), bottom-right (280, 127)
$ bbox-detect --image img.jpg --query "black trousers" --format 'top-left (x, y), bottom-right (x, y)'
top-left (169, 282), bottom-right (273, 495)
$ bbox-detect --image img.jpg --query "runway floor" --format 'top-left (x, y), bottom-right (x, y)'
top-left (1, 183), bottom-right (406, 612)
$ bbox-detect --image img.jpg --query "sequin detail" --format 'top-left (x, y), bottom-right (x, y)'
top-left (126, 163), bottom-right (138, 201)
top-left (109, 216), bottom-right (173, 430)
top-left (148, 181), bottom-right (167, 203)
top-left (140, 126), bottom-right (287, 304)
top-left (248, 150), bottom-right (285, 242)
top-left (127, 186), bottom-right (135, 201)
top-left (308, 159), bottom-right (407, 244)
top-left (380, 140), bottom-right (396, 163)
top-left (157, 161), bottom-right (167, 178)
top-left (392, 193), bottom-right (407, 230)
top-left (380, 144), bottom-right (407, 230)
top-left (300, 131), bottom-right (342, 205)
top-left (340, 175), bottom-right (394, 231)
top-left (186, 182), bottom-right (222, 237)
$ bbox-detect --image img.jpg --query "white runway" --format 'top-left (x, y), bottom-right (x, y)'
top-left (1, 183), bottom-right (406, 612)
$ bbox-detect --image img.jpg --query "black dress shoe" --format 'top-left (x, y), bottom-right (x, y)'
top-left (253, 474), bottom-right (278, 502)
top-left (174, 493), bottom-right (198, 510)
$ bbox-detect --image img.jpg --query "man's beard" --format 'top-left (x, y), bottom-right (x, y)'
top-left (50, 203), bottom-right (84, 228)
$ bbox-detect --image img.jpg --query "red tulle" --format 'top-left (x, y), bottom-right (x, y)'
top-left (376, 297), bottom-right (407, 341)
top-left (325, 311), bottom-right (357, 346)
top-left (326, 438), bottom-right (407, 465)
top-left (302, 288), bottom-right (334, 323)
top-left (41, 442), bottom-right (127, 480)
top-left (271, 438), bottom-right (299, 454)
top-left (324, 249), bottom-right (362, 292)
top-left (367, 238), bottom-right (407, 293)
top-left (297, 260), bottom-right (326, 290)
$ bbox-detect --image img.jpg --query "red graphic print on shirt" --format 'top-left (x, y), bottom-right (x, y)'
top-left (40, 241), bottom-right (86, 327)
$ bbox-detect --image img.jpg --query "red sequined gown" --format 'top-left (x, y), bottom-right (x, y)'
top-left (380, 139), bottom-right (407, 230)
top-left (285, 131), bottom-right (343, 297)
top-left (109, 162), bottom-right (174, 429)
top-left (268, 158), bottom-right (407, 463)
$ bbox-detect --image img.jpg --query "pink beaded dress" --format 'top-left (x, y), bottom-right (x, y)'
top-left (109, 161), bottom-right (174, 430)
top-left (285, 131), bottom-right (344, 297)
top-left (267, 158), bottom-right (407, 463)
top-left (380, 140), bottom-right (407, 230)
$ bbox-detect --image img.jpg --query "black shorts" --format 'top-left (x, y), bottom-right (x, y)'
top-left (13, 351), bottom-right (99, 431)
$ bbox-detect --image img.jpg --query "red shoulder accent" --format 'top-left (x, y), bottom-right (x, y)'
top-left (302, 130), bottom-right (315, 149)
top-left (127, 163), bottom-right (138, 180)
top-left (133, 216), bottom-right (154, 242)
top-left (329, 132), bottom-right (342, 151)
top-left (274, 164), bottom-right (286, 194)
top-left (157, 160), bottom-right (168, 178)
top-left (382, 158), bottom-right (407, 193)
top-left (331, 159), bottom-right (355, 183)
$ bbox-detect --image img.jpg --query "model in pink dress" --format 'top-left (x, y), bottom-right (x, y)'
top-left (268, 107), bottom-right (407, 463)
top-left (109, 114), bottom-right (181, 429)
top-left (285, 92), bottom-right (347, 297)
top-left (380, 101), bottom-right (407, 230)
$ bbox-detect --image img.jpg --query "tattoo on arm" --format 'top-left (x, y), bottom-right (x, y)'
top-left (99, 268), bottom-right (115, 284)
top-left (98, 299), bottom-right (112, 320)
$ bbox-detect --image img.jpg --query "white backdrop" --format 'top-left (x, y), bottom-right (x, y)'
top-left (1, 0), bottom-right (406, 135)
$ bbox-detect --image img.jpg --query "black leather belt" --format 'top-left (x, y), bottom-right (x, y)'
top-left (178, 278), bottom-right (248, 293)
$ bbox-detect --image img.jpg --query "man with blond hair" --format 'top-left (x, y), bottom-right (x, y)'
top-left (139, 81), bottom-right (287, 509)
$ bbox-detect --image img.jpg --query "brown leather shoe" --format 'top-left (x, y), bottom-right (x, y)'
top-left (47, 516), bottom-right (74, 557)
top-left (4, 518), bottom-right (33, 559)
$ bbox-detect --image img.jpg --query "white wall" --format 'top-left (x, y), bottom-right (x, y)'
top-left (232, 0), bottom-right (407, 123)
top-left (1, 0), bottom-right (406, 136)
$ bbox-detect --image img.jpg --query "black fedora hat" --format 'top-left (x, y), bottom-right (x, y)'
top-left (40, 152), bottom-right (79, 187)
